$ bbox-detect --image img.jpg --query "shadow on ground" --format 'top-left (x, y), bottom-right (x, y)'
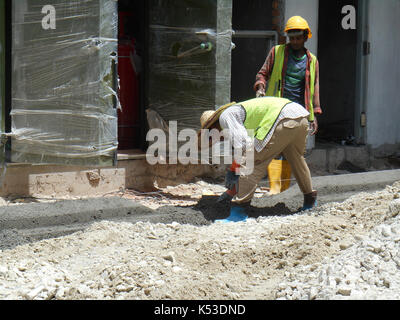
top-left (190, 195), bottom-right (293, 222)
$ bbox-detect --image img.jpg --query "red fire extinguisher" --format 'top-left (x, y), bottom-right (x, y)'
top-left (118, 12), bottom-right (140, 150)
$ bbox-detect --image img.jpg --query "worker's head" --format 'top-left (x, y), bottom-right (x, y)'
top-left (198, 103), bottom-right (236, 149)
top-left (200, 110), bottom-right (220, 131)
top-left (285, 16), bottom-right (312, 50)
top-left (198, 110), bottom-right (223, 149)
top-left (287, 29), bottom-right (308, 50)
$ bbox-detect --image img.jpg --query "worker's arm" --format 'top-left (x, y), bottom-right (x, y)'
top-left (310, 60), bottom-right (322, 135)
top-left (229, 161), bottom-right (241, 173)
top-left (217, 160), bottom-right (240, 202)
top-left (218, 107), bottom-right (252, 200)
top-left (254, 46), bottom-right (275, 97)
top-left (219, 106), bottom-right (253, 166)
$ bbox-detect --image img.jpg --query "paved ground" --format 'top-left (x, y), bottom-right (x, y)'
top-left (1, 169), bottom-right (400, 243)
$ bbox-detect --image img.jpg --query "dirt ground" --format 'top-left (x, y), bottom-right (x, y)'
top-left (0, 176), bottom-right (399, 300)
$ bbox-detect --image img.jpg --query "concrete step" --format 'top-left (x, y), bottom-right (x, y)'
top-left (306, 143), bottom-right (399, 175)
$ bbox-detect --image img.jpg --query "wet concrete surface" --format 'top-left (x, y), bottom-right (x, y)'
top-left (193, 196), bottom-right (292, 220)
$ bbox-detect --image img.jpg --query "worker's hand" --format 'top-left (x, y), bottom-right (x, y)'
top-left (309, 117), bottom-right (318, 136)
top-left (225, 170), bottom-right (239, 190)
top-left (256, 85), bottom-right (265, 98)
top-left (256, 89), bottom-right (265, 98)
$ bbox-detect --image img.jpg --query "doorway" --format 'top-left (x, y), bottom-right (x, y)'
top-left (117, 0), bottom-right (147, 151)
top-left (2, 0), bottom-right (12, 163)
top-left (317, 0), bottom-right (358, 144)
top-left (231, 0), bottom-right (274, 102)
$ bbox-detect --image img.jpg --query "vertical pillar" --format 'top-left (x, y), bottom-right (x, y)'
top-left (0, 0), bottom-right (5, 136)
top-left (215, 0), bottom-right (233, 108)
top-left (272, 0), bottom-right (287, 44)
top-left (354, 0), bottom-right (368, 145)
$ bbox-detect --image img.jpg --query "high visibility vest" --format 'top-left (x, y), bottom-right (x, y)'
top-left (266, 44), bottom-right (317, 122)
top-left (241, 97), bottom-right (292, 141)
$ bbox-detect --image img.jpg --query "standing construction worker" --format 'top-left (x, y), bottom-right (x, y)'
top-left (254, 16), bottom-right (322, 194)
top-left (254, 16), bottom-right (322, 132)
top-left (199, 97), bottom-right (318, 223)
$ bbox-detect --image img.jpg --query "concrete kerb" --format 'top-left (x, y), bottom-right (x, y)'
top-left (0, 197), bottom-right (211, 241)
top-left (312, 169), bottom-right (400, 196)
top-left (0, 198), bottom-right (153, 230)
top-left (284, 168), bottom-right (400, 193)
top-left (1, 169), bottom-right (400, 235)
top-left (259, 169), bottom-right (400, 209)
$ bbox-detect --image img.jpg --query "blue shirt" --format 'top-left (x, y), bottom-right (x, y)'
top-left (283, 50), bottom-right (307, 107)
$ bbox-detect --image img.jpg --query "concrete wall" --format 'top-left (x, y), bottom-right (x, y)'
top-left (284, 0), bottom-right (319, 55)
top-left (0, 159), bottom-right (224, 198)
top-left (0, 1), bottom-right (5, 141)
top-left (0, 160), bottom-right (152, 198)
top-left (366, 0), bottom-right (400, 149)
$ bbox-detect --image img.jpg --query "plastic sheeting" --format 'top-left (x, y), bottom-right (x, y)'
top-left (148, 26), bottom-right (233, 130)
top-left (148, 0), bottom-right (234, 134)
top-left (11, 0), bottom-right (118, 166)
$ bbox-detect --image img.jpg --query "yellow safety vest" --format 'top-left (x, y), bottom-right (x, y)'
top-left (241, 97), bottom-right (292, 141)
top-left (266, 44), bottom-right (317, 122)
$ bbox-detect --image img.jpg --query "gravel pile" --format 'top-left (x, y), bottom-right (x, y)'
top-left (0, 182), bottom-right (399, 300)
top-left (275, 199), bottom-right (400, 300)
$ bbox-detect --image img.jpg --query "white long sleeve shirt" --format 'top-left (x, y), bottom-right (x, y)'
top-left (219, 102), bottom-right (309, 153)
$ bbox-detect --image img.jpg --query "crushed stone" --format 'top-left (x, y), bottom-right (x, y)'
top-left (0, 182), bottom-right (399, 300)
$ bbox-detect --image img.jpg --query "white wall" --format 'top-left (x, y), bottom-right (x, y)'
top-left (366, 0), bottom-right (400, 148)
top-left (284, 0), bottom-right (319, 55)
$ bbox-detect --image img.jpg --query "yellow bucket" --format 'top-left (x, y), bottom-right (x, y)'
top-left (267, 159), bottom-right (292, 195)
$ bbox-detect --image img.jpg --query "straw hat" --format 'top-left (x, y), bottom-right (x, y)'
top-left (198, 102), bottom-right (237, 149)
top-left (200, 111), bottom-right (217, 130)
top-left (199, 102), bottom-right (237, 130)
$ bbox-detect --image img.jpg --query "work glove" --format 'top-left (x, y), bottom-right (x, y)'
top-left (225, 170), bottom-right (239, 191)
top-left (217, 191), bottom-right (234, 204)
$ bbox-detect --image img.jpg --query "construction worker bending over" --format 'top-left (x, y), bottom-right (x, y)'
top-left (199, 97), bottom-right (317, 223)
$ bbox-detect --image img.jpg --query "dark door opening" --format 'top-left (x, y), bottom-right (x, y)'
top-left (231, 0), bottom-right (274, 102)
top-left (3, 0), bottom-right (12, 163)
top-left (317, 0), bottom-right (358, 144)
top-left (117, 0), bottom-right (147, 151)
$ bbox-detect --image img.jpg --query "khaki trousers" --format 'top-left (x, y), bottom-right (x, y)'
top-left (233, 117), bottom-right (313, 205)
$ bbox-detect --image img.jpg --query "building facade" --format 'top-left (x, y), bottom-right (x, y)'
top-left (0, 0), bottom-right (399, 197)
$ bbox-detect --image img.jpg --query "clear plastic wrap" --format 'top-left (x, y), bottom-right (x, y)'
top-left (11, 0), bottom-right (118, 166)
top-left (148, 0), bottom-right (233, 134)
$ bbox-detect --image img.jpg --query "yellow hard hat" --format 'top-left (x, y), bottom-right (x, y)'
top-left (284, 16), bottom-right (312, 39)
